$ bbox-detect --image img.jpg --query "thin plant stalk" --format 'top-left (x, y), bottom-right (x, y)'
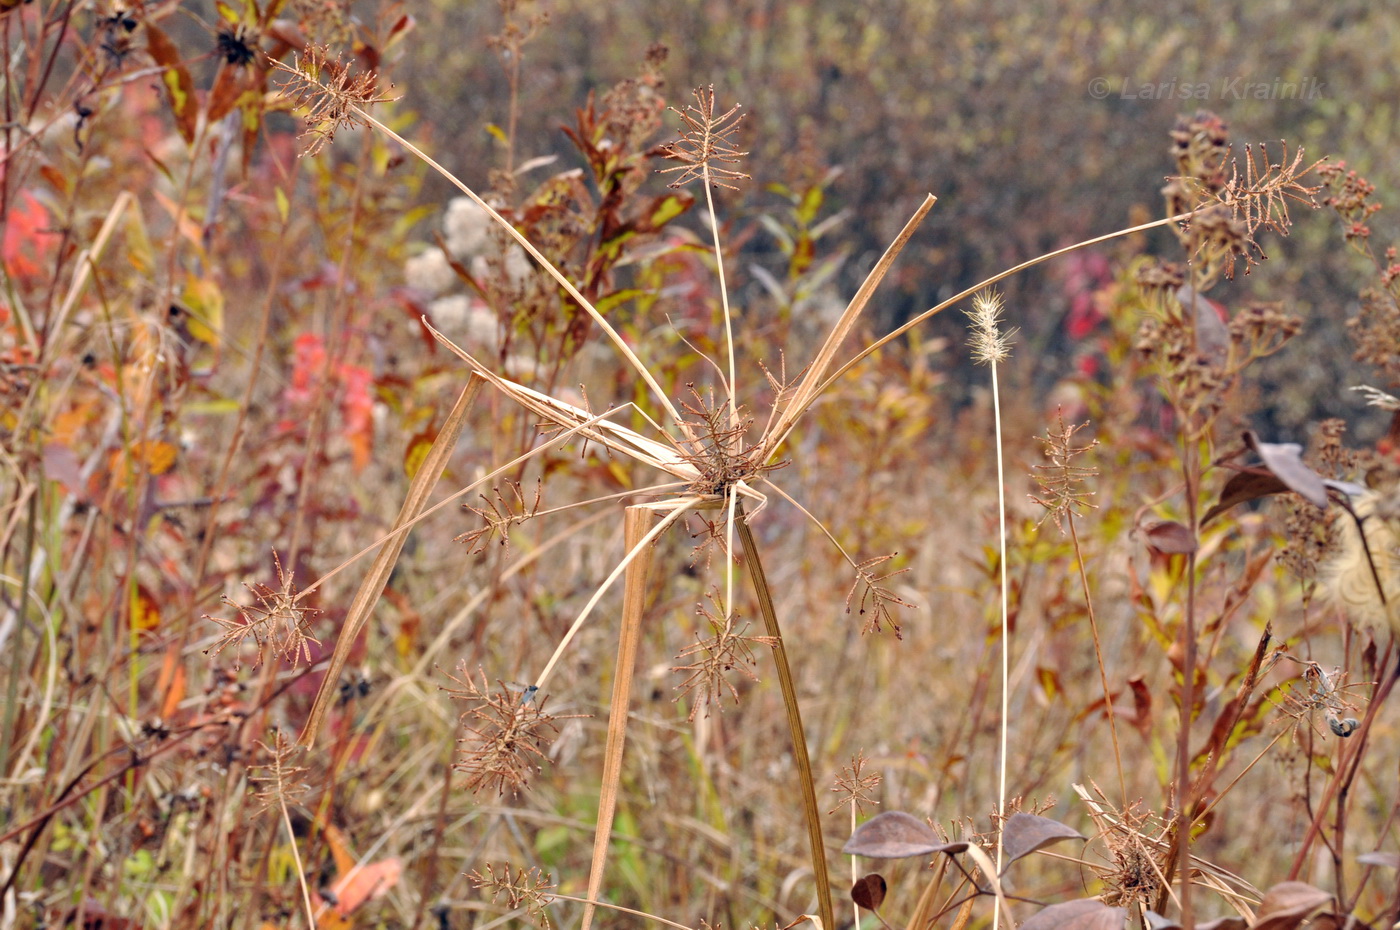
top-left (736, 508), bottom-right (834, 930)
top-left (1067, 512), bottom-right (1127, 803)
top-left (700, 172), bottom-right (739, 426)
top-left (992, 354), bottom-right (1009, 911)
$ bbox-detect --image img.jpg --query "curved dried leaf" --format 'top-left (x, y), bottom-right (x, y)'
top-left (1001, 812), bottom-right (1085, 867)
top-left (1358, 851), bottom-right (1400, 869)
top-left (1202, 468), bottom-right (1289, 526)
top-left (1244, 432), bottom-right (1329, 508)
top-left (1020, 898), bottom-right (1126, 930)
top-left (851, 873), bottom-right (887, 910)
top-left (1143, 520), bottom-right (1198, 555)
top-left (1252, 881), bottom-right (1332, 930)
top-left (843, 811), bottom-right (945, 859)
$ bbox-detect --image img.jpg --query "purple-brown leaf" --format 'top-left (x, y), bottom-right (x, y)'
top-left (1251, 881), bottom-right (1332, 930)
top-left (1020, 899), bottom-right (1126, 930)
top-left (1001, 812), bottom-right (1084, 867)
top-left (1142, 520), bottom-right (1198, 555)
top-left (843, 811), bottom-right (957, 859)
top-left (851, 873), bottom-right (887, 910)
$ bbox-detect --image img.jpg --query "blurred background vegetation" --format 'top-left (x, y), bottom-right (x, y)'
top-left (4, 0), bottom-right (1400, 927)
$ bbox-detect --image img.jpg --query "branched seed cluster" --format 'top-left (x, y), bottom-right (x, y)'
top-left (205, 552), bottom-right (320, 669)
top-left (672, 591), bottom-right (776, 720)
top-left (444, 665), bottom-right (574, 796)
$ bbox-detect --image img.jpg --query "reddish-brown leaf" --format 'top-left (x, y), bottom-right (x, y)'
top-left (145, 25), bottom-right (198, 144)
top-left (851, 873), bottom-right (887, 910)
top-left (1244, 432), bottom-right (1328, 508)
top-left (1202, 468), bottom-right (1289, 525)
top-left (1142, 520), bottom-right (1197, 555)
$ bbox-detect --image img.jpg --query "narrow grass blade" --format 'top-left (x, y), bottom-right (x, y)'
top-left (736, 508), bottom-right (834, 930)
top-left (580, 505), bottom-right (657, 930)
top-left (298, 377), bottom-right (483, 747)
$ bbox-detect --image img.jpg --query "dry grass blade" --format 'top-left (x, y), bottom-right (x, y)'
top-left (761, 194), bottom-right (936, 461)
top-left (298, 378), bottom-right (481, 747)
top-left (580, 505), bottom-right (657, 930)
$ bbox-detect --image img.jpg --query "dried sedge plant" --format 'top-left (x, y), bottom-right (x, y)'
top-left (1079, 785), bottom-right (1171, 912)
top-left (249, 728), bottom-right (310, 816)
top-left (1164, 111), bottom-right (1324, 281)
top-left (470, 863), bottom-right (555, 929)
top-left (205, 551), bottom-right (321, 669)
top-left (830, 752), bottom-right (882, 930)
top-left (828, 751), bottom-right (881, 817)
top-left (443, 665), bottom-right (576, 796)
top-left (1030, 412), bottom-right (1098, 533)
top-left (673, 592), bottom-right (777, 721)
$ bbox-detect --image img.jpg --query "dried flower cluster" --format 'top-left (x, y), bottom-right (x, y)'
top-left (274, 44), bottom-right (398, 155)
top-left (1030, 412), bottom-right (1099, 533)
top-left (673, 593), bottom-right (777, 720)
top-left (470, 863), bottom-right (555, 928)
top-left (444, 665), bottom-right (573, 795)
top-left (205, 552), bottom-right (321, 668)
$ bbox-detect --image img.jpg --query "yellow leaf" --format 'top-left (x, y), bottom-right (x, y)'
top-left (131, 586), bottom-right (161, 631)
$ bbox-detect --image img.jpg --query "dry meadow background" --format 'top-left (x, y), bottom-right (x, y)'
top-left (2, 1), bottom-right (1400, 928)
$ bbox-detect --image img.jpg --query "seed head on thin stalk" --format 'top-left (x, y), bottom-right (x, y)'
top-left (1029, 411), bottom-right (1126, 803)
top-left (831, 751), bottom-right (882, 930)
top-left (272, 45), bottom-right (400, 156)
top-left (965, 288), bottom-right (1014, 929)
top-left (658, 85), bottom-right (751, 434)
top-left (204, 551), bottom-right (321, 669)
